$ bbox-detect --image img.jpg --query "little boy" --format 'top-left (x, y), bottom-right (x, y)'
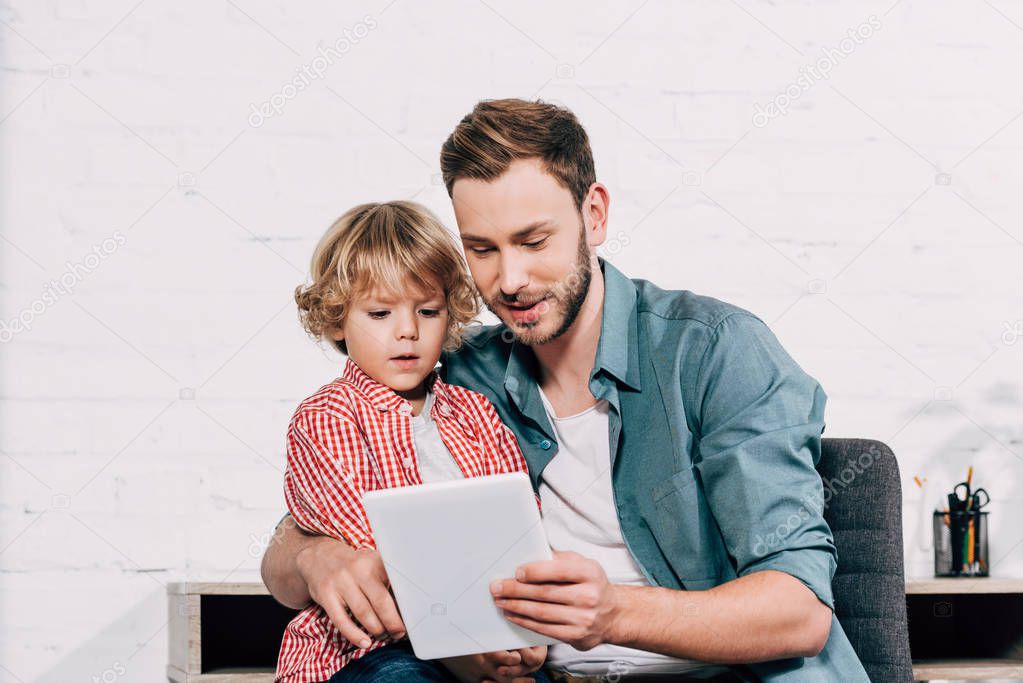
top-left (275, 201), bottom-right (549, 683)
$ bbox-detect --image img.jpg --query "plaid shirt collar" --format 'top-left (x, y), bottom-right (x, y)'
top-left (340, 358), bottom-right (456, 417)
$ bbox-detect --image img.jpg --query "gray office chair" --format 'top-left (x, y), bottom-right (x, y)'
top-left (817, 438), bottom-right (914, 682)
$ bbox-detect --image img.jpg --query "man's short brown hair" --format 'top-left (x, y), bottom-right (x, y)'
top-left (440, 98), bottom-right (596, 209)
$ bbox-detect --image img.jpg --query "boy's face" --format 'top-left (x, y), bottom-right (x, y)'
top-left (452, 158), bottom-right (605, 346)
top-left (333, 281), bottom-right (448, 394)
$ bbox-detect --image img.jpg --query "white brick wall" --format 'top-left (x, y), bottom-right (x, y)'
top-left (1, 1), bottom-right (1021, 680)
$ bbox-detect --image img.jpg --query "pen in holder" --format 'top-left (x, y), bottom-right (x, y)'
top-left (933, 509), bottom-right (988, 577)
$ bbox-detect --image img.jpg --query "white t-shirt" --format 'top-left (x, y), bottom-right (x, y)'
top-left (536, 386), bottom-right (724, 677)
top-left (412, 390), bottom-right (465, 484)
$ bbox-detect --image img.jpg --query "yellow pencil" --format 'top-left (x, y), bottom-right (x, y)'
top-left (967, 517), bottom-right (975, 565)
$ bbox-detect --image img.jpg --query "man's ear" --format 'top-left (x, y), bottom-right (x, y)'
top-left (582, 182), bottom-right (610, 247)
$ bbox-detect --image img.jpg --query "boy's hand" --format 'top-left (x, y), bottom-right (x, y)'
top-left (296, 538), bottom-right (405, 647)
top-left (440, 646), bottom-right (547, 683)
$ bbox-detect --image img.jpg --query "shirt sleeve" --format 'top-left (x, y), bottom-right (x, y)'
top-left (283, 409), bottom-right (375, 550)
top-left (691, 313), bottom-right (837, 609)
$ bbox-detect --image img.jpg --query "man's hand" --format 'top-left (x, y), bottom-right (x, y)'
top-left (491, 550), bottom-right (619, 651)
top-left (440, 646), bottom-right (547, 683)
top-left (295, 538), bottom-right (406, 648)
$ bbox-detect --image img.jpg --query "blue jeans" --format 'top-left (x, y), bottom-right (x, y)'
top-left (326, 640), bottom-right (552, 682)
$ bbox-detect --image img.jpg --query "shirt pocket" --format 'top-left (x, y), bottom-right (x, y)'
top-left (645, 465), bottom-right (725, 587)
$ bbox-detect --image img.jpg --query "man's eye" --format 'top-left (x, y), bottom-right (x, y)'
top-left (524, 237), bottom-right (548, 249)
top-left (368, 311), bottom-right (389, 319)
top-left (470, 246), bottom-right (494, 255)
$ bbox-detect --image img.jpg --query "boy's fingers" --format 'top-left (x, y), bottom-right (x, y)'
top-left (494, 664), bottom-right (532, 678)
top-left (518, 646), bottom-right (546, 668)
top-left (363, 582), bottom-right (406, 639)
top-left (483, 650), bottom-right (521, 666)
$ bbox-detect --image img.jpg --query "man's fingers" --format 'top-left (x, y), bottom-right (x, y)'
top-left (508, 556), bottom-right (593, 585)
top-left (363, 581), bottom-right (406, 638)
top-left (498, 598), bottom-right (577, 625)
top-left (339, 585), bottom-right (386, 639)
top-left (319, 594), bottom-right (373, 649)
top-left (504, 612), bottom-right (574, 643)
top-left (492, 579), bottom-right (572, 603)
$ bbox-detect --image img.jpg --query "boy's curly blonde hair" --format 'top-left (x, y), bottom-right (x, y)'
top-left (295, 201), bottom-right (481, 354)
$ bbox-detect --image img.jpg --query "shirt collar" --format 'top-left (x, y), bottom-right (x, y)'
top-left (502, 257), bottom-right (642, 410)
top-left (593, 257), bottom-right (642, 391)
top-left (341, 358), bottom-right (454, 416)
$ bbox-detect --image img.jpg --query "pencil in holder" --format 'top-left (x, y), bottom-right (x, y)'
top-left (933, 510), bottom-right (988, 577)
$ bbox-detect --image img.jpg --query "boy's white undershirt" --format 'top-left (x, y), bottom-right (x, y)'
top-left (535, 386), bottom-right (725, 677)
top-left (412, 390), bottom-right (466, 483)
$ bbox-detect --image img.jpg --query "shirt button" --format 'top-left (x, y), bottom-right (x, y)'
top-left (376, 404), bottom-right (389, 412)
top-left (399, 404), bottom-right (412, 416)
top-left (402, 457), bottom-right (414, 469)
top-left (538, 439), bottom-right (552, 450)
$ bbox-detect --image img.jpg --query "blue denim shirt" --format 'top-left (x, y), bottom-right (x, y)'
top-left (440, 258), bottom-right (869, 682)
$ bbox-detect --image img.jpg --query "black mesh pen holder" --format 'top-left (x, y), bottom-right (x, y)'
top-left (933, 510), bottom-right (989, 577)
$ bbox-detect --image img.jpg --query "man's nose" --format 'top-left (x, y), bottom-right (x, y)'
top-left (498, 251), bottom-right (529, 296)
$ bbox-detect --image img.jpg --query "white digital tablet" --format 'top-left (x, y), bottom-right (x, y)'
top-left (363, 472), bottom-right (559, 660)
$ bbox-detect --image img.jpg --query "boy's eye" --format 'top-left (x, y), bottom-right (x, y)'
top-left (368, 311), bottom-right (389, 319)
top-left (419, 309), bottom-right (441, 317)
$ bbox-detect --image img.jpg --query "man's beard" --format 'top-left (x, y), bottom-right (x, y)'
top-left (485, 232), bottom-right (593, 346)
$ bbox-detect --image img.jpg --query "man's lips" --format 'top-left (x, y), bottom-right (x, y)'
top-left (502, 297), bottom-right (547, 310)
top-left (501, 297), bottom-right (549, 323)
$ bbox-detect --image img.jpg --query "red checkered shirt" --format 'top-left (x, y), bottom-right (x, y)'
top-left (275, 359), bottom-right (532, 683)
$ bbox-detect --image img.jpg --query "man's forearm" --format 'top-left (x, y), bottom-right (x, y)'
top-left (607, 570), bottom-right (832, 663)
top-left (261, 514), bottom-right (328, 609)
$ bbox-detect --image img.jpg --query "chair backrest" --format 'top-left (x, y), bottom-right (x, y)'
top-left (817, 438), bottom-right (914, 683)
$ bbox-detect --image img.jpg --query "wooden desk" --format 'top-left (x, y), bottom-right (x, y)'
top-left (907, 578), bottom-right (1023, 681)
top-left (168, 579), bottom-right (1023, 682)
top-left (167, 582), bottom-right (285, 683)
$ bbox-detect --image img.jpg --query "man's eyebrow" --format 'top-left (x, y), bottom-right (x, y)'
top-left (461, 220), bottom-right (551, 242)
